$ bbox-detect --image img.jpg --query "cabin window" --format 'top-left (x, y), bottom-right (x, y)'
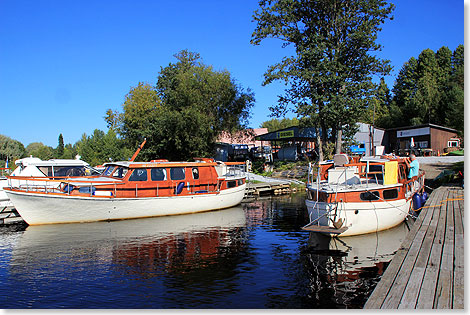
top-left (227, 180), bottom-right (237, 188)
top-left (112, 167), bottom-right (128, 178)
top-left (368, 165), bottom-right (384, 181)
top-left (360, 191), bottom-right (380, 201)
top-left (129, 169), bottom-right (148, 181)
top-left (383, 189), bottom-right (399, 200)
top-left (170, 167), bottom-right (185, 180)
top-left (151, 168), bottom-right (167, 181)
top-left (399, 165), bottom-right (407, 180)
top-left (103, 166), bottom-right (115, 177)
top-left (192, 167), bottom-right (199, 180)
top-left (54, 166), bottom-right (85, 177)
top-left (38, 166), bottom-right (53, 177)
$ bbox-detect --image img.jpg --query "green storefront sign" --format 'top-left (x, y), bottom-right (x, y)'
top-left (277, 130), bottom-right (295, 139)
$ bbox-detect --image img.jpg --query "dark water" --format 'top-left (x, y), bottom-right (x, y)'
top-left (0, 193), bottom-right (410, 309)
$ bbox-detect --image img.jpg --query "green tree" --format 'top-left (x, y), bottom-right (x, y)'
top-left (25, 142), bottom-right (54, 160)
top-left (62, 143), bottom-right (77, 159)
top-left (120, 82), bottom-right (161, 154)
top-left (412, 48), bottom-right (439, 124)
top-left (120, 50), bottom-right (255, 161)
top-left (390, 45), bottom-right (463, 132)
top-left (363, 78), bottom-right (392, 128)
top-left (390, 57), bottom-right (418, 126)
top-left (56, 133), bottom-right (65, 158)
top-left (0, 135), bottom-right (26, 166)
top-left (251, 0), bottom-right (394, 160)
top-left (445, 44), bottom-right (464, 135)
top-left (260, 117), bottom-right (299, 132)
top-left (434, 46), bottom-right (453, 126)
top-left (76, 129), bottom-right (131, 166)
top-left (104, 109), bottom-right (122, 133)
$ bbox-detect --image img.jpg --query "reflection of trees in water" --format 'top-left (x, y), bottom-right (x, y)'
top-left (113, 227), bottom-right (251, 285)
top-left (301, 233), bottom-right (391, 308)
top-left (243, 193), bottom-right (309, 230)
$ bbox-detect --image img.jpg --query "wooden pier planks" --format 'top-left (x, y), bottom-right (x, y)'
top-left (364, 185), bottom-right (464, 309)
top-left (245, 182), bottom-right (291, 197)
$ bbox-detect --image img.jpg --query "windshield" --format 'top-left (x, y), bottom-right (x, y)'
top-left (112, 167), bottom-right (128, 179)
top-left (103, 166), bottom-right (116, 177)
top-left (102, 166), bottom-right (128, 178)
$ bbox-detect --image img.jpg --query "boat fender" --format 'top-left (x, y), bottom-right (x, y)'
top-left (175, 182), bottom-right (185, 195)
top-left (412, 193), bottom-right (423, 211)
top-left (63, 184), bottom-right (74, 193)
top-left (79, 186), bottom-right (96, 195)
top-left (421, 191), bottom-right (428, 202)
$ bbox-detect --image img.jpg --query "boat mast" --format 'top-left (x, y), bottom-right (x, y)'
top-left (130, 138), bottom-right (147, 162)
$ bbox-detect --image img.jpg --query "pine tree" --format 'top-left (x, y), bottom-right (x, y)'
top-left (57, 134), bottom-right (65, 158)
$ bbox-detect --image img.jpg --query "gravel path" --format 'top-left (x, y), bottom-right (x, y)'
top-left (416, 156), bottom-right (464, 164)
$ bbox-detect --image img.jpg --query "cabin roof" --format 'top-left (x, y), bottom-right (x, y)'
top-left (16, 158), bottom-right (89, 167)
top-left (103, 160), bottom-right (218, 169)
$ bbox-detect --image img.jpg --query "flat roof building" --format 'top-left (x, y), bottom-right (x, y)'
top-left (386, 123), bottom-right (461, 156)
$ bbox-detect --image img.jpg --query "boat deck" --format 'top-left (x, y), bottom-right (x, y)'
top-left (364, 184), bottom-right (464, 309)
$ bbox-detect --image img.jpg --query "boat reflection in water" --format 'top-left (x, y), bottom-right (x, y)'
top-left (302, 221), bottom-right (410, 308)
top-left (8, 206), bottom-right (248, 308)
top-left (4, 193), bottom-right (412, 308)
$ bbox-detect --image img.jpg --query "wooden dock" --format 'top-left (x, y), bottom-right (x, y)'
top-left (364, 185), bottom-right (464, 309)
top-left (0, 206), bottom-right (24, 225)
top-left (245, 182), bottom-right (292, 197)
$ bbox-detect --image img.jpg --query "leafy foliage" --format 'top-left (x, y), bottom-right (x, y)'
top-left (120, 50), bottom-right (255, 161)
top-left (260, 117), bottom-right (299, 132)
top-left (385, 45), bottom-right (464, 134)
top-left (0, 135), bottom-right (26, 165)
top-left (56, 134), bottom-right (65, 158)
top-left (75, 129), bottom-right (132, 166)
top-left (25, 142), bottom-right (54, 160)
top-left (251, 0), bottom-right (394, 160)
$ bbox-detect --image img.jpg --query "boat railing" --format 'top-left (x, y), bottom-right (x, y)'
top-left (223, 162), bottom-right (247, 177)
top-left (7, 175), bottom-right (229, 198)
top-left (7, 176), bottom-right (124, 196)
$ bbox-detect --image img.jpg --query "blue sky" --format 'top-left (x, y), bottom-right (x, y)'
top-left (0, 0), bottom-right (464, 148)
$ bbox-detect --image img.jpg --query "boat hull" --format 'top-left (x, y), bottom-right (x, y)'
top-left (305, 198), bottom-right (411, 237)
top-left (5, 184), bottom-right (246, 225)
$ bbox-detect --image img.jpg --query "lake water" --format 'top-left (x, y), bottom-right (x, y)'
top-left (0, 193), bottom-right (410, 309)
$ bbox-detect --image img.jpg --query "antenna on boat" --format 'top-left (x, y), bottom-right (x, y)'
top-left (130, 138), bottom-right (147, 162)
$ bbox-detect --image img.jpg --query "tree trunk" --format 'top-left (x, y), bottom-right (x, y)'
top-left (335, 126), bottom-right (342, 154)
top-left (316, 127), bottom-right (324, 162)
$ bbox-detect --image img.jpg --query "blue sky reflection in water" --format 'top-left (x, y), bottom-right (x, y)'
top-left (0, 193), bottom-right (410, 309)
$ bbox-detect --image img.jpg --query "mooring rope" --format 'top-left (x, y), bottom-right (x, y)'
top-left (412, 194), bottom-right (464, 212)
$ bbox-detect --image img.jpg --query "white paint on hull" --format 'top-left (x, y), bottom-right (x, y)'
top-left (6, 184), bottom-right (246, 225)
top-left (305, 198), bottom-right (410, 236)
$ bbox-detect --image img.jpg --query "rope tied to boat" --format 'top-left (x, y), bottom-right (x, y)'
top-left (411, 194), bottom-right (464, 213)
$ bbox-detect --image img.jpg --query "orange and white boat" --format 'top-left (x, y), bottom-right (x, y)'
top-left (4, 157), bottom-right (246, 225)
top-left (303, 154), bottom-right (425, 236)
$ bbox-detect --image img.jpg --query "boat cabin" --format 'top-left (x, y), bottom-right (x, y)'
top-left (11, 157), bottom-right (100, 178)
top-left (64, 159), bottom-right (246, 198)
